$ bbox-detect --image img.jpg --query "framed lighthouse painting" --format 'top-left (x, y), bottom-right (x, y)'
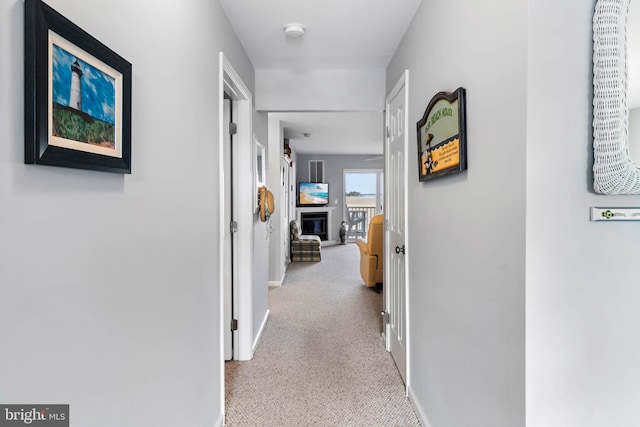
top-left (24, 0), bottom-right (132, 173)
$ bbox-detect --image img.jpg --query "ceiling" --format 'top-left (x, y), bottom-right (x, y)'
top-left (271, 111), bottom-right (384, 155)
top-left (218, 0), bottom-right (422, 155)
top-left (218, 0), bottom-right (423, 70)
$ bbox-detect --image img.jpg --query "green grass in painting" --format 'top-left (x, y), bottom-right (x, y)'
top-left (52, 103), bottom-right (115, 148)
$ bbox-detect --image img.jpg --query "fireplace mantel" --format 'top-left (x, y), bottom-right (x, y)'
top-left (295, 206), bottom-right (337, 245)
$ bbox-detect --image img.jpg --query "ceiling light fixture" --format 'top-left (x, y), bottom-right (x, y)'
top-left (284, 23), bottom-right (305, 39)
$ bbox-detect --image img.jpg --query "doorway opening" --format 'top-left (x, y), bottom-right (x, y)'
top-left (219, 51), bottom-right (254, 423)
top-left (223, 94), bottom-right (235, 362)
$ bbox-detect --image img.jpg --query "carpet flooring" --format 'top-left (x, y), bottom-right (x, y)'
top-left (225, 244), bottom-right (420, 426)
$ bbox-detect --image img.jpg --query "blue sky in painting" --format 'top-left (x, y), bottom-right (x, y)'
top-left (52, 44), bottom-right (116, 125)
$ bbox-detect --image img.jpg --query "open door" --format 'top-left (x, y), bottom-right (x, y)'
top-left (384, 71), bottom-right (409, 385)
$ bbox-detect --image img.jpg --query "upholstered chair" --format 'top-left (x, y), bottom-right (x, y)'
top-left (290, 220), bottom-right (322, 262)
top-left (355, 214), bottom-right (383, 287)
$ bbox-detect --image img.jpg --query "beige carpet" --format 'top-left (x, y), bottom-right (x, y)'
top-left (225, 244), bottom-right (420, 426)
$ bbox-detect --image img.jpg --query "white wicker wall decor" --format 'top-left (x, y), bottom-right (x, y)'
top-left (593, 0), bottom-right (640, 194)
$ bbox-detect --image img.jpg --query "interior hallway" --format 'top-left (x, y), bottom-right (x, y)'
top-left (225, 244), bottom-right (419, 426)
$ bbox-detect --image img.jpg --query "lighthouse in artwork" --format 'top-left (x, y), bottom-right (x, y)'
top-left (69, 59), bottom-right (82, 110)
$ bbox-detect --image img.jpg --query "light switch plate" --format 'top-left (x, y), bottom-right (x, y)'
top-left (591, 207), bottom-right (640, 221)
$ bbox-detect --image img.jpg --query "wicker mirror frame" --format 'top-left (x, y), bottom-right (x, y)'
top-left (593, 0), bottom-right (640, 193)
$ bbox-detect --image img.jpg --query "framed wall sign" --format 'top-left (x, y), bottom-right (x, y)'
top-left (416, 87), bottom-right (467, 182)
top-left (24, 0), bottom-right (132, 173)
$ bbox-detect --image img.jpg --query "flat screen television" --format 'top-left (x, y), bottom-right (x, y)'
top-left (298, 182), bottom-right (329, 206)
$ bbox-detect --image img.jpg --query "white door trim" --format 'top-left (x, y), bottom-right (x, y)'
top-left (384, 69), bottom-right (410, 392)
top-left (218, 52), bottom-right (254, 418)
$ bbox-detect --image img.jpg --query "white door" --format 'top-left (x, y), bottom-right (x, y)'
top-left (223, 98), bottom-right (234, 361)
top-left (384, 71), bottom-right (409, 384)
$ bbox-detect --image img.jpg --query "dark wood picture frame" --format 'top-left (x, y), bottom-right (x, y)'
top-left (416, 87), bottom-right (467, 182)
top-left (24, 0), bottom-right (132, 174)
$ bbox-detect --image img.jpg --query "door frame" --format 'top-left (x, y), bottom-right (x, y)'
top-left (223, 98), bottom-right (233, 361)
top-left (384, 69), bottom-right (410, 392)
top-left (218, 51), bottom-right (254, 418)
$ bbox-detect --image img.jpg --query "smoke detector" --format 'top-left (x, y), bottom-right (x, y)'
top-left (284, 23), bottom-right (305, 38)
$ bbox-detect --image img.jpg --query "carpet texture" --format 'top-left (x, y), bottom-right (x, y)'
top-left (225, 244), bottom-right (420, 426)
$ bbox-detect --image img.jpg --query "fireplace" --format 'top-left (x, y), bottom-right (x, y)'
top-left (300, 212), bottom-right (328, 241)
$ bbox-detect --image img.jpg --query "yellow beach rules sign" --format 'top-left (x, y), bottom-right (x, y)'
top-left (416, 88), bottom-right (467, 181)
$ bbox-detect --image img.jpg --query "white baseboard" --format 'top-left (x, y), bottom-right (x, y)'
top-left (268, 272), bottom-right (286, 287)
top-left (252, 309), bottom-right (270, 354)
top-left (408, 386), bottom-right (433, 427)
top-left (214, 412), bottom-right (224, 427)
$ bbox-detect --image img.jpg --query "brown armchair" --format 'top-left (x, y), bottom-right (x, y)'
top-left (355, 214), bottom-right (383, 287)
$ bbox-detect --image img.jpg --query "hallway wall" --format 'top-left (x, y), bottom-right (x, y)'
top-left (387, 0), bottom-right (527, 426)
top-left (527, 1), bottom-right (640, 426)
top-left (267, 117), bottom-right (287, 284)
top-left (252, 112), bottom-right (270, 343)
top-left (0, 1), bottom-right (254, 426)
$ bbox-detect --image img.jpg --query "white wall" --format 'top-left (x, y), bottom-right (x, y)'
top-left (0, 1), bottom-right (253, 426)
top-left (527, 1), bottom-right (640, 426)
top-left (387, 1), bottom-right (527, 426)
top-left (252, 112), bottom-right (269, 339)
top-left (256, 68), bottom-right (385, 111)
top-left (267, 117), bottom-right (286, 284)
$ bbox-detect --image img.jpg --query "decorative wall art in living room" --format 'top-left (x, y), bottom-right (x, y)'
top-left (416, 87), bottom-right (467, 182)
top-left (24, 0), bottom-right (132, 173)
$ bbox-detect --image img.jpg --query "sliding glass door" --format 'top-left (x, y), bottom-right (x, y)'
top-left (344, 169), bottom-right (383, 240)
